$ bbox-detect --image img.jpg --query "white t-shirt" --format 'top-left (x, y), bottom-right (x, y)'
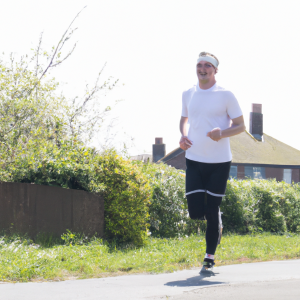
top-left (181, 83), bottom-right (243, 163)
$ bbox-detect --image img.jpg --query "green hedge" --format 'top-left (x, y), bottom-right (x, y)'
top-left (0, 142), bottom-right (151, 246)
top-left (134, 161), bottom-right (206, 238)
top-left (136, 162), bottom-right (300, 236)
top-left (2, 144), bottom-right (300, 242)
top-left (222, 179), bottom-right (300, 233)
top-left (97, 152), bottom-right (151, 245)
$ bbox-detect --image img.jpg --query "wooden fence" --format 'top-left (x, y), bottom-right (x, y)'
top-left (0, 182), bottom-right (104, 238)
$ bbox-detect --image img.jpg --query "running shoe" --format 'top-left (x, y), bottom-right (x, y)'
top-left (200, 258), bottom-right (215, 273)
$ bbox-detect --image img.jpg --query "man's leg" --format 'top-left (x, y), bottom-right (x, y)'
top-left (186, 192), bottom-right (205, 220)
top-left (204, 160), bottom-right (230, 258)
top-left (205, 193), bottom-right (222, 255)
top-left (185, 158), bottom-right (206, 220)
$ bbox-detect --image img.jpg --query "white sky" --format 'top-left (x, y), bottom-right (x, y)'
top-left (1, 0), bottom-right (300, 156)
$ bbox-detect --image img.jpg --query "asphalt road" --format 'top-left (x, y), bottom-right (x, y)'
top-left (1, 260), bottom-right (300, 300)
top-left (165, 279), bottom-right (300, 300)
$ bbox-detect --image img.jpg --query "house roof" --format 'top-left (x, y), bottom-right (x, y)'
top-left (158, 147), bottom-right (183, 164)
top-left (158, 147), bottom-right (183, 163)
top-left (158, 131), bottom-right (300, 166)
top-left (230, 131), bottom-right (300, 166)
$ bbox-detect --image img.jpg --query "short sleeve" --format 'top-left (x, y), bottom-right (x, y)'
top-left (181, 91), bottom-right (188, 117)
top-left (226, 92), bottom-right (243, 119)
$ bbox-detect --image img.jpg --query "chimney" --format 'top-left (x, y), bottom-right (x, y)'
top-left (249, 103), bottom-right (263, 141)
top-left (152, 138), bottom-right (166, 162)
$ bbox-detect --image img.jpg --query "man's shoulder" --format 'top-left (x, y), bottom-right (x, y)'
top-left (214, 85), bottom-right (236, 98)
top-left (183, 85), bottom-right (196, 94)
top-left (182, 85), bottom-right (196, 100)
top-left (214, 84), bottom-right (231, 92)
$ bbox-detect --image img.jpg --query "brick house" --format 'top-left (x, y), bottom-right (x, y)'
top-left (152, 104), bottom-right (300, 183)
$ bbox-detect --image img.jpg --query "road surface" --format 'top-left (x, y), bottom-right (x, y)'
top-left (1, 260), bottom-right (300, 299)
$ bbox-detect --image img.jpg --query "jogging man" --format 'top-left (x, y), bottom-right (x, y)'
top-left (179, 52), bottom-right (245, 272)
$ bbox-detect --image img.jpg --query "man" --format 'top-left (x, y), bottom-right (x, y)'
top-left (179, 52), bottom-right (245, 272)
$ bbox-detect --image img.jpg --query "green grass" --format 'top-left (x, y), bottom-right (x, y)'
top-left (1, 233), bottom-right (300, 282)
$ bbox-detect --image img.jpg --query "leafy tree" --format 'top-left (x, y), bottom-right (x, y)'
top-left (0, 10), bottom-right (151, 246)
top-left (0, 7), bottom-right (118, 167)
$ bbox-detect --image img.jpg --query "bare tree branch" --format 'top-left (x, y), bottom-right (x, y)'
top-left (37, 6), bottom-right (86, 81)
top-left (35, 32), bottom-right (43, 77)
top-left (15, 6), bottom-right (87, 99)
top-left (50, 42), bottom-right (77, 68)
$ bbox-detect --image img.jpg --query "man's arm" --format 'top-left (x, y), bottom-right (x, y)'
top-left (207, 115), bottom-right (246, 142)
top-left (179, 116), bottom-right (193, 150)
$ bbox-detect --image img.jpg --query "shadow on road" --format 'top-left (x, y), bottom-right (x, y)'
top-left (165, 272), bottom-right (227, 288)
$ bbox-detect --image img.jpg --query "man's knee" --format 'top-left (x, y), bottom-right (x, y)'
top-left (206, 194), bottom-right (222, 226)
top-left (189, 210), bottom-right (205, 220)
top-left (187, 193), bottom-right (205, 220)
top-left (205, 210), bottom-right (219, 228)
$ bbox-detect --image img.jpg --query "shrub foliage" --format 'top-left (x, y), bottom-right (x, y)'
top-left (2, 145), bottom-right (300, 242)
top-left (0, 28), bottom-right (149, 246)
top-left (97, 152), bottom-right (151, 246)
top-left (134, 161), bottom-right (206, 238)
top-left (136, 162), bottom-right (300, 237)
top-left (222, 179), bottom-right (300, 233)
top-left (0, 144), bottom-right (151, 246)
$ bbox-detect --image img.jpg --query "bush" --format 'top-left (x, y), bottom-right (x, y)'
top-left (0, 140), bottom-right (104, 193)
top-left (221, 180), bottom-right (249, 233)
top-left (1, 144), bottom-right (151, 246)
top-left (134, 161), bottom-right (205, 238)
top-left (140, 162), bottom-right (186, 238)
top-left (134, 161), bottom-right (300, 237)
top-left (222, 179), bottom-right (300, 233)
top-left (253, 186), bottom-right (286, 233)
top-left (3, 141), bottom-right (300, 242)
top-left (278, 183), bottom-right (300, 232)
top-left (97, 152), bottom-right (151, 246)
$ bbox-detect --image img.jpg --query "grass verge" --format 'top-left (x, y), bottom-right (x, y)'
top-left (1, 233), bottom-right (300, 282)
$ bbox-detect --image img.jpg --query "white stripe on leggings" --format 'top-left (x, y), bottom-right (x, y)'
top-left (206, 190), bottom-right (225, 197)
top-left (185, 189), bottom-right (206, 196)
top-left (185, 190), bottom-right (225, 197)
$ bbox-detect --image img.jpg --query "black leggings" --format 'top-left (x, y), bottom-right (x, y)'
top-left (185, 159), bottom-right (231, 255)
top-left (187, 192), bottom-right (222, 255)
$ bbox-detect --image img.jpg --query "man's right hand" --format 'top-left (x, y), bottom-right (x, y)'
top-left (179, 136), bottom-right (193, 151)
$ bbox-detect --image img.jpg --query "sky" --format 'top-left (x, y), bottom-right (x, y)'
top-left (1, 0), bottom-right (300, 156)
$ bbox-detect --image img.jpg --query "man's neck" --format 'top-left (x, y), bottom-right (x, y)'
top-left (198, 79), bottom-right (216, 90)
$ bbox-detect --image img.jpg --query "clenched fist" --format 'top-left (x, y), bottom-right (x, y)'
top-left (207, 127), bottom-right (222, 142)
top-left (179, 136), bottom-right (193, 150)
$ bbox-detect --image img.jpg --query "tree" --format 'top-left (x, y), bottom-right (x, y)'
top-left (0, 7), bottom-right (118, 166)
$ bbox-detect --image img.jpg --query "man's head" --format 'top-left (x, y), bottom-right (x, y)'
top-left (196, 52), bottom-right (219, 85)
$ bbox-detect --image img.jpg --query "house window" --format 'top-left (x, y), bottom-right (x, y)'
top-left (245, 166), bottom-right (253, 179)
top-left (253, 167), bottom-right (266, 179)
top-left (283, 169), bottom-right (292, 184)
top-left (229, 166), bottom-right (237, 179)
top-left (245, 166), bottom-right (265, 179)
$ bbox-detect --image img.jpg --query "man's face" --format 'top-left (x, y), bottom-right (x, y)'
top-left (196, 61), bottom-right (217, 83)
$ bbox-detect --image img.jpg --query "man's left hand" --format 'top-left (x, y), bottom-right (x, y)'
top-left (207, 128), bottom-right (222, 142)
